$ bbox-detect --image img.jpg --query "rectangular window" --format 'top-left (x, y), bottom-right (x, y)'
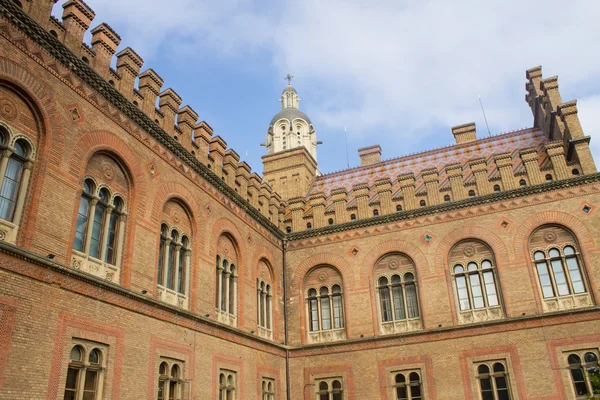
top-left (64, 339), bottom-right (108, 400)
top-left (475, 361), bottom-right (512, 400)
top-left (391, 369), bottom-right (423, 400)
top-left (157, 357), bottom-right (184, 400)
top-left (315, 377), bottom-right (343, 400)
top-left (0, 157), bottom-right (23, 221)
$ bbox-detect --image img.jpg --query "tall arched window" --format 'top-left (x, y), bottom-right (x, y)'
top-left (156, 200), bottom-right (192, 309)
top-left (216, 235), bottom-right (239, 327)
top-left (567, 351), bottom-right (600, 397)
top-left (71, 153), bottom-right (129, 282)
top-left (304, 266), bottom-right (346, 343)
top-left (157, 361), bottom-right (183, 400)
top-left (257, 260), bottom-right (274, 339)
top-left (449, 240), bottom-right (503, 324)
top-left (374, 253), bottom-right (422, 334)
top-left (64, 342), bottom-right (107, 400)
top-left (261, 378), bottom-right (275, 400)
top-left (529, 225), bottom-right (592, 312)
top-left (476, 362), bottom-right (512, 400)
top-left (393, 371), bottom-right (423, 400)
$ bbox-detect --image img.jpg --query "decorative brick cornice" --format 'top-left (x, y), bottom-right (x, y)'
top-left (0, 1), bottom-right (284, 239)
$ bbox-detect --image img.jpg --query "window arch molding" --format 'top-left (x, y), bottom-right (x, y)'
top-left (303, 264), bottom-right (347, 343)
top-left (448, 239), bottom-right (505, 324)
top-left (373, 252), bottom-right (423, 335)
top-left (528, 224), bottom-right (593, 312)
top-left (156, 199), bottom-right (194, 309)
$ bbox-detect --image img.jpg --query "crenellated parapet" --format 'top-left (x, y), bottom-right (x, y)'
top-left (12, 0), bottom-right (289, 232)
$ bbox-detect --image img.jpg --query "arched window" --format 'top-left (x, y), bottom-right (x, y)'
top-left (444, 194), bottom-right (451, 202)
top-left (373, 209), bottom-right (379, 216)
top-left (396, 204), bottom-right (403, 211)
top-left (419, 200), bottom-right (426, 207)
top-left (216, 235), bottom-right (239, 326)
top-left (519, 179), bottom-right (526, 187)
top-left (567, 351), bottom-right (600, 396)
top-left (316, 378), bottom-right (343, 400)
top-left (529, 225), bottom-right (591, 311)
top-left (64, 342), bottom-right (106, 400)
top-left (156, 201), bottom-right (192, 308)
top-left (0, 139), bottom-right (30, 223)
top-left (393, 371), bottom-right (423, 400)
top-left (449, 240), bottom-right (503, 324)
top-left (374, 253), bottom-right (422, 334)
top-left (476, 362), bottom-right (512, 400)
top-left (545, 174), bottom-right (553, 181)
top-left (493, 184), bottom-right (501, 192)
top-left (468, 189), bottom-right (476, 197)
top-left (219, 370), bottom-right (236, 400)
top-left (328, 218), bottom-right (334, 225)
top-left (572, 168), bottom-right (580, 176)
top-left (257, 260), bottom-right (274, 339)
top-left (304, 266), bottom-right (346, 343)
top-left (286, 226), bottom-right (292, 233)
top-left (261, 378), bottom-right (275, 400)
top-left (350, 213), bottom-right (356, 220)
top-left (307, 222), bottom-right (312, 229)
top-left (157, 361), bottom-right (183, 400)
top-left (71, 154), bottom-right (130, 279)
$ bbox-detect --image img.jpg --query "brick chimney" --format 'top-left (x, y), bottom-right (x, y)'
top-left (451, 122), bottom-right (477, 144)
top-left (358, 145), bottom-right (381, 166)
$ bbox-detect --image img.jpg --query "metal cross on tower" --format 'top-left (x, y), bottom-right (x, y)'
top-left (284, 74), bottom-right (294, 85)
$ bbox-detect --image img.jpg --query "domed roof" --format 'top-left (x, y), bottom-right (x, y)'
top-left (270, 108), bottom-right (312, 126)
top-left (282, 85), bottom-right (297, 94)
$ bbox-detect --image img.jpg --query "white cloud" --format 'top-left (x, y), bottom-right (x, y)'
top-left (55, 0), bottom-right (600, 167)
top-left (578, 94), bottom-right (600, 164)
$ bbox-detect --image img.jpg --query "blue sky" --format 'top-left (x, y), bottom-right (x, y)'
top-left (54, 0), bottom-right (600, 176)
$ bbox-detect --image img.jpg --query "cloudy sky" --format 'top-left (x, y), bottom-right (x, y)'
top-left (54, 0), bottom-right (600, 175)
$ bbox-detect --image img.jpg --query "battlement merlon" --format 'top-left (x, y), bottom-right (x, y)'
top-left (451, 122), bottom-right (477, 144)
top-left (90, 23), bottom-right (121, 78)
top-left (139, 69), bottom-right (164, 115)
top-left (62, 0), bottom-right (95, 50)
top-left (24, 0), bottom-right (60, 29)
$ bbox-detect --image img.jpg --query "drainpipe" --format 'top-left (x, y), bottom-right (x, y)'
top-left (282, 237), bottom-right (291, 400)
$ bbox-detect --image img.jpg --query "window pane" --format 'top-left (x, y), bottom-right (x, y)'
top-left (104, 212), bottom-right (119, 264)
top-left (321, 296), bottom-right (331, 330)
top-left (84, 370), bottom-right (98, 391)
top-left (584, 352), bottom-right (598, 364)
top-left (406, 284), bottom-right (419, 318)
top-left (469, 274), bottom-right (484, 308)
top-left (89, 349), bottom-right (99, 364)
top-left (392, 285), bottom-right (406, 320)
top-left (456, 276), bottom-right (470, 310)
top-left (536, 262), bottom-right (555, 298)
top-left (396, 386), bottom-right (408, 400)
top-left (483, 271), bottom-right (499, 307)
top-left (481, 260), bottom-right (492, 269)
top-left (332, 393), bottom-right (342, 400)
top-left (70, 346), bottom-right (82, 361)
top-left (65, 367), bottom-right (79, 389)
top-left (228, 268), bottom-right (236, 314)
top-left (167, 242), bottom-right (177, 290)
top-left (564, 246), bottom-right (575, 256)
top-left (410, 384), bottom-right (422, 400)
top-left (549, 248), bottom-right (560, 258)
top-left (534, 251), bottom-right (545, 261)
top-left (157, 380), bottom-right (166, 400)
top-left (158, 236), bottom-right (165, 285)
top-left (570, 367), bottom-right (589, 395)
top-left (169, 381), bottom-right (177, 400)
top-left (467, 262), bottom-right (478, 271)
top-left (480, 376), bottom-right (494, 400)
top-left (495, 376), bottom-right (508, 389)
top-left (89, 205), bottom-right (105, 259)
top-left (550, 259), bottom-right (570, 295)
top-left (565, 257), bottom-right (585, 294)
top-left (74, 196), bottom-right (90, 251)
top-left (220, 266), bottom-right (227, 311)
top-left (177, 248), bottom-right (186, 294)
top-left (454, 265), bottom-right (464, 273)
top-left (333, 294), bottom-right (343, 328)
top-left (0, 157), bottom-right (23, 221)
top-left (310, 298), bottom-right (319, 331)
top-left (380, 286), bottom-right (392, 322)
top-left (266, 294), bottom-right (272, 329)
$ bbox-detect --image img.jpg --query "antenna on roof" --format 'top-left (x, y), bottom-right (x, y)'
top-left (478, 93), bottom-right (492, 137)
top-left (344, 126), bottom-right (350, 168)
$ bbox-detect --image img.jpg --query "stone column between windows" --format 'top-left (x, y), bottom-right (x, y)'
top-left (172, 242), bottom-right (182, 291)
top-left (257, 285), bottom-right (262, 326)
top-left (114, 213), bottom-right (127, 269)
top-left (0, 149), bottom-right (12, 188)
top-left (99, 204), bottom-right (115, 261)
top-left (267, 292), bottom-right (272, 330)
top-left (216, 262), bottom-right (224, 310)
top-left (183, 249), bottom-right (191, 296)
top-left (161, 237), bottom-right (172, 285)
top-left (83, 197), bottom-right (99, 254)
top-left (12, 160), bottom-right (33, 226)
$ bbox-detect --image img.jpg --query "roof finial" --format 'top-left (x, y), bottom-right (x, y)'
top-left (284, 73), bottom-right (294, 85)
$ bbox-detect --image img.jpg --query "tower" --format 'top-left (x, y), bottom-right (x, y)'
top-left (262, 77), bottom-right (319, 201)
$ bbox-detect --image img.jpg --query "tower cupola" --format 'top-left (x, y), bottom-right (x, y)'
top-left (265, 75), bottom-right (318, 161)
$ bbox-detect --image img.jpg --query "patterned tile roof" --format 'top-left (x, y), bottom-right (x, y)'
top-left (305, 127), bottom-right (548, 210)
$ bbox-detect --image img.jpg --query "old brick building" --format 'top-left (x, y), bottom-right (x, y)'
top-left (0, 0), bottom-right (599, 399)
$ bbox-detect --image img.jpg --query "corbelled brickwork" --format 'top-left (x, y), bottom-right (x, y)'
top-left (0, 1), bottom-right (599, 399)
